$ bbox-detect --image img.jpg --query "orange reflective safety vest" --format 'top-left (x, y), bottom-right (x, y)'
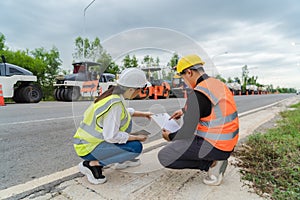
top-left (194, 77), bottom-right (239, 151)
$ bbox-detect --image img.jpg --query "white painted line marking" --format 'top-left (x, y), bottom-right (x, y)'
top-left (0, 115), bottom-right (82, 126)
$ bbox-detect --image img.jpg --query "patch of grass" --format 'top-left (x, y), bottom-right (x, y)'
top-left (234, 102), bottom-right (300, 200)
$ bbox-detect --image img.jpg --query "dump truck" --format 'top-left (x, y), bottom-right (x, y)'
top-left (0, 55), bottom-right (43, 103)
top-left (53, 61), bottom-right (115, 101)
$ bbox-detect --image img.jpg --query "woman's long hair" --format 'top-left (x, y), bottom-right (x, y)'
top-left (94, 85), bottom-right (126, 103)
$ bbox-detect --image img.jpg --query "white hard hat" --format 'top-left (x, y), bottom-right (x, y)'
top-left (116, 68), bottom-right (147, 88)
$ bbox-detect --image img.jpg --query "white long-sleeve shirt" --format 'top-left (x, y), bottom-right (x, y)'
top-left (96, 100), bottom-right (134, 144)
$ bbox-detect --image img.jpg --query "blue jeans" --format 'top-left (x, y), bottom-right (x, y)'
top-left (80, 121), bottom-right (143, 166)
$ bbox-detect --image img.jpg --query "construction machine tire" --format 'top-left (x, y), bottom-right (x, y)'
top-left (21, 84), bottom-right (43, 103)
top-left (64, 87), bottom-right (80, 101)
top-left (59, 88), bottom-right (66, 101)
top-left (54, 88), bottom-right (62, 101)
top-left (13, 87), bottom-right (26, 103)
top-left (63, 88), bottom-right (72, 102)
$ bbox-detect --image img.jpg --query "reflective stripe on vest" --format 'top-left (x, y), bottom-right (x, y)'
top-left (196, 128), bottom-right (239, 141)
top-left (199, 111), bottom-right (238, 127)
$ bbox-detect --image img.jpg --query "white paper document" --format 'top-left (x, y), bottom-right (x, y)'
top-left (151, 113), bottom-right (181, 132)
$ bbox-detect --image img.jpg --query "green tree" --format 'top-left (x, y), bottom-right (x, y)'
top-left (31, 47), bottom-right (62, 99)
top-left (247, 76), bottom-right (258, 85)
top-left (122, 55), bottom-right (131, 68)
top-left (73, 37), bottom-right (103, 62)
top-left (105, 61), bottom-right (121, 75)
top-left (142, 55), bottom-right (155, 66)
top-left (162, 69), bottom-right (167, 79)
top-left (0, 33), bottom-right (6, 51)
top-left (97, 50), bottom-right (112, 72)
top-left (242, 65), bottom-right (249, 92)
top-left (155, 57), bottom-right (160, 66)
top-left (168, 53), bottom-right (179, 69)
top-left (122, 54), bottom-right (139, 69)
top-left (227, 77), bottom-right (233, 83)
top-left (234, 77), bottom-right (241, 84)
top-left (131, 55), bottom-right (138, 68)
top-left (1, 49), bottom-right (46, 81)
top-left (72, 36), bottom-right (119, 74)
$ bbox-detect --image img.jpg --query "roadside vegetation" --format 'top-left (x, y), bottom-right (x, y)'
top-left (235, 102), bottom-right (300, 200)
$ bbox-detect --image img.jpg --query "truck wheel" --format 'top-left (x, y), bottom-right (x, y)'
top-left (22, 84), bottom-right (43, 103)
top-left (13, 87), bottom-right (26, 103)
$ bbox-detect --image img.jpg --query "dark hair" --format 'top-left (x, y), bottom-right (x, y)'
top-left (94, 85), bottom-right (126, 103)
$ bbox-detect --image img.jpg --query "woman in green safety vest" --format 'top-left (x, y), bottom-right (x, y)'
top-left (73, 68), bottom-right (152, 185)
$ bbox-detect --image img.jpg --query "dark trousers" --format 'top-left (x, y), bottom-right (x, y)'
top-left (158, 136), bottom-right (232, 171)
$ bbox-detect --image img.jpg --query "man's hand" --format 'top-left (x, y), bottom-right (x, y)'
top-left (162, 129), bottom-right (171, 141)
top-left (169, 109), bottom-right (183, 120)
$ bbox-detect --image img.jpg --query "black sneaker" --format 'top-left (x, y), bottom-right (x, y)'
top-left (79, 161), bottom-right (107, 184)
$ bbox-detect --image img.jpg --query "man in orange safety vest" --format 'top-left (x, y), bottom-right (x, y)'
top-left (158, 54), bottom-right (239, 186)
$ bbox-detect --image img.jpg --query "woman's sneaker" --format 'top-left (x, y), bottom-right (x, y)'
top-left (114, 159), bottom-right (141, 170)
top-left (79, 161), bottom-right (107, 184)
top-left (203, 160), bottom-right (228, 186)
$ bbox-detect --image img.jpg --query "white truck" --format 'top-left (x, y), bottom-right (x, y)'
top-left (246, 84), bottom-right (258, 94)
top-left (226, 82), bottom-right (242, 95)
top-left (0, 56), bottom-right (43, 103)
top-left (53, 61), bottom-right (115, 101)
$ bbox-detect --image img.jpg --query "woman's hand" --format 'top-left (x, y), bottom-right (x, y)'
top-left (169, 109), bottom-right (183, 120)
top-left (132, 111), bottom-right (153, 119)
top-left (136, 134), bottom-right (148, 142)
top-left (143, 112), bottom-right (153, 119)
top-left (128, 134), bottom-right (148, 142)
top-left (162, 129), bottom-right (171, 141)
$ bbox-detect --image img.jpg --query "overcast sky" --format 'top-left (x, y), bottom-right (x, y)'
top-left (1, 0), bottom-right (300, 89)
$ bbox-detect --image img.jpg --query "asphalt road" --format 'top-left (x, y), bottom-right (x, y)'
top-left (0, 93), bottom-right (295, 190)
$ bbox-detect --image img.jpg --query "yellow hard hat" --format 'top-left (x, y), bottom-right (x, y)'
top-left (176, 54), bottom-right (205, 73)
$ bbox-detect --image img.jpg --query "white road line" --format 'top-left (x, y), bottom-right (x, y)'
top-left (0, 115), bottom-right (83, 126)
top-left (238, 99), bottom-right (286, 117)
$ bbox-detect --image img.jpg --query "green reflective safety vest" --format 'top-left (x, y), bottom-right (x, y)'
top-left (73, 94), bottom-right (131, 156)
